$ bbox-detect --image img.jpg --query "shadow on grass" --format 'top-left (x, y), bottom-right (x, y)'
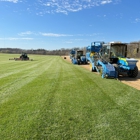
top-left (30, 59), bottom-right (38, 61)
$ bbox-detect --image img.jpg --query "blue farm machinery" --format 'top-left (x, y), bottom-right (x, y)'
top-left (70, 50), bottom-right (87, 65)
top-left (86, 41), bottom-right (139, 78)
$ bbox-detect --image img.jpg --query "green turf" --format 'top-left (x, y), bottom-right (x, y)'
top-left (0, 53), bottom-right (140, 140)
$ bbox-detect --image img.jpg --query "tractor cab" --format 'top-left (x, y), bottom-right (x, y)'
top-left (101, 42), bottom-right (127, 64)
top-left (101, 42), bottom-right (138, 77)
top-left (76, 50), bottom-right (84, 59)
top-left (70, 50), bottom-right (84, 59)
top-left (20, 52), bottom-right (29, 60)
top-left (70, 50), bottom-right (86, 64)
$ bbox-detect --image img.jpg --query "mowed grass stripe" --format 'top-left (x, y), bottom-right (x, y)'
top-left (0, 55), bottom-right (66, 139)
top-left (0, 55), bottom-right (49, 79)
top-left (0, 56), bottom-right (55, 104)
top-left (56, 63), bottom-right (140, 139)
top-left (0, 55), bottom-right (52, 83)
top-left (72, 65), bottom-right (140, 138)
top-left (0, 54), bottom-right (140, 140)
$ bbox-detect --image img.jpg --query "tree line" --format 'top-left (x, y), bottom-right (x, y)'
top-left (0, 41), bottom-right (140, 58)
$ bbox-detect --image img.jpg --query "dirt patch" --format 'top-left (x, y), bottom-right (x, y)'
top-left (62, 56), bottom-right (140, 90)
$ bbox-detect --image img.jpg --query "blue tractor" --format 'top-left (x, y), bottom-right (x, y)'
top-left (86, 41), bottom-right (139, 78)
top-left (70, 50), bottom-right (87, 65)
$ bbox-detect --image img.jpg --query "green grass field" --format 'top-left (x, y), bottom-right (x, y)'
top-left (0, 53), bottom-right (140, 140)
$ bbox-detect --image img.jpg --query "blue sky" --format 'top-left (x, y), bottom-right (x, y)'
top-left (0, 0), bottom-right (140, 50)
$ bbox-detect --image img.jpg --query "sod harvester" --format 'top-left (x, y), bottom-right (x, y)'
top-left (86, 41), bottom-right (138, 78)
top-left (9, 52), bottom-right (32, 61)
top-left (70, 50), bottom-right (87, 65)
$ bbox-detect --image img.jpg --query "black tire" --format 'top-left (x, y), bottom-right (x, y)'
top-left (128, 66), bottom-right (138, 78)
top-left (78, 61), bottom-right (80, 65)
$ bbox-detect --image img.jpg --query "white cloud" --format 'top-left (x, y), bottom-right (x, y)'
top-left (101, 0), bottom-right (112, 5)
top-left (37, 0), bottom-right (117, 15)
top-left (40, 32), bottom-right (73, 37)
top-left (0, 37), bottom-right (33, 40)
top-left (18, 31), bottom-right (34, 36)
top-left (0, 0), bottom-right (20, 3)
top-left (1, 0), bottom-right (120, 15)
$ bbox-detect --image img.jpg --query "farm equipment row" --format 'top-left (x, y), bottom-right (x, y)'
top-left (70, 41), bottom-right (139, 78)
top-left (9, 53), bottom-right (33, 61)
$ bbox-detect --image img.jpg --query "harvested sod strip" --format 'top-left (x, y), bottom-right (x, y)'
top-left (0, 54), bottom-right (140, 140)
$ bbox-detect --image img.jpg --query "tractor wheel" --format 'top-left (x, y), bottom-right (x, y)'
top-left (78, 61), bottom-right (80, 65)
top-left (128, 66), bottom-right (138, 78)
